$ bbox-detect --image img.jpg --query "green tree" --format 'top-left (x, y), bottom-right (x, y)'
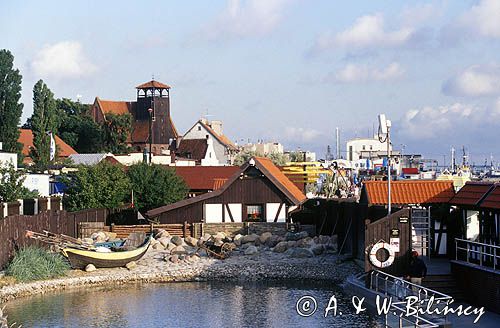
top-left (0, 162), bottom-right (39, 202)
top-left (233, 150), bottom-right (288, 166)
top-left (30, 80), bottom-right (58, 171)
top-left (127, 162), bottom-right (187, 212)
top-left (0, 49), bottom-right (23, 154)
top-left (63, 161), bottom-right (130, 211)
top-left (59, 114), bottom-right (104, 153)
top-left (103, 113), bottom-right (132, 154)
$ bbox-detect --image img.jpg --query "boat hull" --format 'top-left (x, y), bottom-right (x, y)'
top-left (62, 237), bottom-right (151, 269)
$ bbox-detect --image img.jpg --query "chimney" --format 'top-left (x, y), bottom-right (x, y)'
top-left (209, 120), bottom-right (223, 135)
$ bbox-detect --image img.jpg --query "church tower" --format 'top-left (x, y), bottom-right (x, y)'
top-left (135, 80), bottom-right (178, 152)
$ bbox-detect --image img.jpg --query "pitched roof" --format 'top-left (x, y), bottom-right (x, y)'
top-left (176, 139), bottom-right (208, 162)
top-left (18, 129), bottom-right (77, 158)
top-left (146, 156), bottom-right (306, 217)
top-left (480, 184), bottom-right (500, 209)
top-left (363, 180), bottom-right (455, 205)
top-left (136, 80), bottom-right (171, 89)
top-left (197, 120), bottom-right (237, 150)
top-left (174, 166), bottom-right (239, 190)
top-left (450, 181), bottom-right (495, 206)
top-left (68, 153), bottom-right (112, 166)
top-left (95, 98), bottom-right (132, 116)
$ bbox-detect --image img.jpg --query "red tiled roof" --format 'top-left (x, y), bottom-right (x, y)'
top-left (480, 184), bottom-right (500, 209)
top-left (253, 157), bottom-right (307, 204)
top-left (136, 80), bottom-right (171, 89)
top-left (174, 166), bottom-right (239, 190)
top-left (176, 139), bottom-right (208, 162)
top-left (450, 182), bottom-right (494, 206)
top-left (96, 98), bottom-right (132, 116)
top-left (18, 129), bottom-right (77, 159)
top-left (364, 180), bottom-right (455, 205)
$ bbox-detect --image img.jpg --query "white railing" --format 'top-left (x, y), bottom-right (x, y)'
top-left (368, 270), bottom-right (452, 328)
top-left (455, 238), bottom-right (499, 270)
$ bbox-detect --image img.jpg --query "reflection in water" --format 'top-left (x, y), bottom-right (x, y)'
top-left (5, 281), bottom-right (382, 328)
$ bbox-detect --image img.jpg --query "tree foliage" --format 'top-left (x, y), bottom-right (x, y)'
top-left (30, 80), bottom-right (58, 171)
top-left (63, 161), bottom-right (130, 211)
top-left (233, 150), bottom-right (288, 166)
top-left (103, 113), bottom-right (132, 154)
top-left (127, 162), bottom-right (188, 212)
top-left (0, 162), bottom-right (38, 202)
top-left (0, 49), bottom-right (23, 154)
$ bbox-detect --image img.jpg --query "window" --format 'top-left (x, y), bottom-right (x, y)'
top-left (245, 204), bottom-right (264, 222)
top-left (362, 145), bottom-right (366, 150)
top-left (198, 125), bottom-right (201, 131)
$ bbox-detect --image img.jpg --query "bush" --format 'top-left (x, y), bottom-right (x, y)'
top-left (6, 246), bottom-right (70, 282)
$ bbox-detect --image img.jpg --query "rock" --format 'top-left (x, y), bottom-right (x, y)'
top-left (158, 237), bottom-right (171, 247)
top-left (166, 243), bottom-right (176, 251)
top-left (152, 243), bottom-right (165, 250)
top-left (233, 234), bottom-right (243, 241)
top-left (189, 254), bottom-right (200, 262)
top-left (330, 235), bottom-right (338, 245)
top-left (296, 237), bottom-right (314, 248)
top-left (285, 231), bottom-right (308, 241)
top-left (203, 233), bottom-right (212, 241)
top-left (240, 243), bottom-right (251, 250)
top-left (171, 235), bottom-right (183, 246)
top-left (259, 232), bottom-right (273, 244)
top-left (91, 231), bottom-right (108, 243)
top-left (171, 245), bottom-right (187, 254)
top-left (310, 244), bottom-right (324, 255)
top-left (287, 240), bottom-right (297, 248)
top-left (254, 238), bottom-right (261, 246)
top-left (244, 245), bottom-right (259, 255)
top-left (184, 236), bottom-right (198, 247)
top-left (265, 235), bottom-right (280, 248)
top-left (155, 229), bottom-right (170, 239)
top-left (241, 234), bottom-right (259, 244)
top-left (105, 232), bottom-right (117, 240)
top-left (214, 239), bottom-right (224, 247)
top-left (313, 236), bottom-right (319, 244)
top-left (197, 239), bottom-right (205, 247)
top-left (85, 264), bottom-right (96, 272)
top-left (214, 232), bottom-right (226, 240)
top-left (169, 255), bottom-right (179, 263)
top-left (234, 239), bottom-right (242, 246)
top-left (318, 235), bottom-right (330, 244)
top-left (125, 261), bottom-right (137, 270)
top-left (81, 238), bottom-right (94, 245)
top-left (288, 248), bottom-right (314, 258)
top-left (179, 255), bottom-right (186, 261)
top-left (273, 241), bottom-right (288, 253)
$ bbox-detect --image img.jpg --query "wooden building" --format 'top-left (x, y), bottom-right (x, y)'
top-left (147, 157), bottom-right (306, 224)
top-left (91, 80), bottom-right (178, 154)
top-left (173, 166), bottom-right (240, 197)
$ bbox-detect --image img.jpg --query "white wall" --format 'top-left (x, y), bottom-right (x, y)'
top-left (0, 152), bottom-right (18, 170)
top-left (23, 174), bottom-right (50, 197)
top-left (226, 204), bottom-right (242, 222)
top-left (346, 138), bottom-right (391, 161)
top-left (465, 210), bottom-right (480, 241)
top-left (266, 203), bottom-right (286, 222)
top-left (205, 204), bottom-right (223, 223)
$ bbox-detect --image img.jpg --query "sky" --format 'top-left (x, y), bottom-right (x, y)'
top-left (1, 0), bottom-right (500, 166)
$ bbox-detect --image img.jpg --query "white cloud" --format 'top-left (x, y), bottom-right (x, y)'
top-left (460, 0), bottom-right (500, 39)
top-left (443, 64), bottom-right (500, 97)
top-left (400, 3), bottom-right (439, 27)
top-left (203, 0), bottom-right (291, 40)
top-left (31, 41), bottom-right (97, 79)
top-left (314, 14), bottom-right (413, 52)
top-left (330, 62), bottom-right (404, 83)
top-left (284, 127), bottom-right (322, 142)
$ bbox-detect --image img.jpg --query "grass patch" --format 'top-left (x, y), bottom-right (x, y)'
top-left (6, 246), bottom-right (70, 282)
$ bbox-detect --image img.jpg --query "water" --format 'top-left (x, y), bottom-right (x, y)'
top-left (5, 281), bottom-right (383, 328)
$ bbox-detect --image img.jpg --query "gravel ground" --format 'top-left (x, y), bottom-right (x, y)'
top-left (0, 247), bottom-right (360, 303)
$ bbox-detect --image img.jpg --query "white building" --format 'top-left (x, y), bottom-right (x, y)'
top-left (241, 142), bottom-right (284, 155)
top-left (346, 137), bottom-right (392, 161)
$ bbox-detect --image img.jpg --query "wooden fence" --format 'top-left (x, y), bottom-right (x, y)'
top-left (0, 208), bottom-right (107, 269)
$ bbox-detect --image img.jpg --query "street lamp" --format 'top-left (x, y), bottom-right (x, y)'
top-left (148, 107), bottom-right (153, 164)
top-left (378, 114), bottom-right (392, 215)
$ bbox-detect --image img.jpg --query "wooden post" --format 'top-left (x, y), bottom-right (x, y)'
top-left (183, 221), bottom-right (187, 238)
top-left (111, 223), bottom-right (115, 232)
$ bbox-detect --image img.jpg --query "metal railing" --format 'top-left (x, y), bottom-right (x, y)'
top-left (368, 270), bottom-right (453, 328)
top-left (455, 238), bottom-right (499, 270)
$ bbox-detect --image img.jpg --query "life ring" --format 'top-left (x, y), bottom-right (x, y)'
top-left (369, 242), bottom-right (395, 268)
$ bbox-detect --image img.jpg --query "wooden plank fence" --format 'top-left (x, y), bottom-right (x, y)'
top-left (0, 208), bottom-right (108, 269)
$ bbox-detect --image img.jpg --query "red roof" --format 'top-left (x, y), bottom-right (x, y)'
top-left (18, 129), bottom-right (77, 160)
top-left (450, 182), bottom-right (495, 206)
top-left (95, 98), bottom-right (132, 116)
top-left (136, 80), bottom-right (171, 89)
top-left (198, 120), bottom-right (237, 150)
top-left (480, 184), bottom-right (500, 209)
top-left (364, 180), bottom-right (455, 205)
top-left (176, 139), bottom-right (208, 162)
top-left (174, 166), bottom-right (239, 190)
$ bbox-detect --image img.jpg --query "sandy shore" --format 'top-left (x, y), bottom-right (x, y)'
top-left (0, 247), bottom-right (359, 303)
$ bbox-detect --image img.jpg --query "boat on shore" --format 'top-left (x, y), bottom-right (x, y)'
top-left (61, 235), bottom-right (152, 269)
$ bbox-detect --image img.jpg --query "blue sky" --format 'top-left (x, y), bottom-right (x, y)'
top-left (2, 0), bottom-right (500, 165)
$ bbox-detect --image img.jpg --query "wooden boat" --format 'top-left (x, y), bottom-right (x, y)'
top-left (61, 235), bottom-right (152, 269)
